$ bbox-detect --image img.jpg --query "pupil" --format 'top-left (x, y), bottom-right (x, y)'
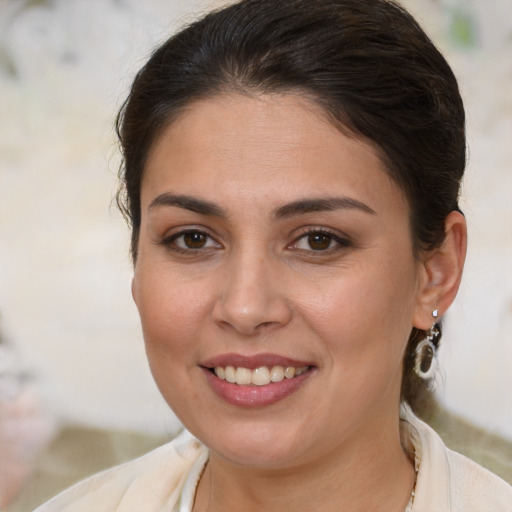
top-left (308, 233), bottom-right (331, 250)
top-left (184, 232), bottom-right (206, 248)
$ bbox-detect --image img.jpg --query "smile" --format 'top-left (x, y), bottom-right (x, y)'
top-left (213, 365), bottom-right (309, 386)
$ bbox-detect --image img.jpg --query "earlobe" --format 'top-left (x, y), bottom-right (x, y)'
top-left (414, 211), bottom-right (467, 329)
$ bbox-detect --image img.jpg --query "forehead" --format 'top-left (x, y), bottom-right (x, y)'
top-left (141, 93), bottom-right (407, 217)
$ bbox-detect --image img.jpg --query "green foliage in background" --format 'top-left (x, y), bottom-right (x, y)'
top-left (448, 6), bottom-right (478, 48)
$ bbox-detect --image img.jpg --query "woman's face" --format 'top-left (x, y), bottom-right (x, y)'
top-left (133, 94), bottom-right (429, 469)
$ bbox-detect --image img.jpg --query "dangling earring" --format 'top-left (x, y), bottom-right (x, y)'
top-left (414, 309), bottom-right (440, 379)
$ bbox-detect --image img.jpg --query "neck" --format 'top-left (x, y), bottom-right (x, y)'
top-left (193, 412), bottom-right (415, 512)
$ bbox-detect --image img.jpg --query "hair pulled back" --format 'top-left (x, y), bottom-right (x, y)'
top-left (116, 0), bottom-right (466, 415)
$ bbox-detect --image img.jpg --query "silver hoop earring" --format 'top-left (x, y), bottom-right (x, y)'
top-left (414, 311), bottom-right (440, 379)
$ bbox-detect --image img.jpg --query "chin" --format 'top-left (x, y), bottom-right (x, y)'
top-left (190, 417), bottom-right (309, 469)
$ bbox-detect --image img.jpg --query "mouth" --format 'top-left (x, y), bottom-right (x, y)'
top-left (200, 353), bottom-right (316, 407)
top-left (209, 365), bottom-right (310, 386)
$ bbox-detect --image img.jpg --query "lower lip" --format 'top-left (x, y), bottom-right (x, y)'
top-left (202, 368), bottom-right (314, 407)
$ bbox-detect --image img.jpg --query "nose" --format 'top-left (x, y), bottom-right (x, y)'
top-left (212, 251), bottom-right (292, 336)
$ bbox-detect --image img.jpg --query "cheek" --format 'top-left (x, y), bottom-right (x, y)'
top-left (294, 258), bottom-right (417, 366)
top-left (133, 267), bottom-right (213, 411)
top-left (133, 265), bottom-right (213, 357)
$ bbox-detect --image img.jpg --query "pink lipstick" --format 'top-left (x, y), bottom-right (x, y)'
top-left (201, 353), bottom-right (315, 407)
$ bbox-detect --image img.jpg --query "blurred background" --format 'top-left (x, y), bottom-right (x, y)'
top-left (0, 0), bottom-right (511, 509)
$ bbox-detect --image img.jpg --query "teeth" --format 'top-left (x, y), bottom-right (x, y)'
top-left (284, 367), bottom-right (295, 379)
top-left (270, 366), bottom-right (285, 382)
top-left (214, 365), bottom-right (308, 386)
top-left (215, 366), bottom-right (225, 380)
top-left (225, 366), bottom-right (236, 383)
top-left (251, 367), bottom-right (270, 386)
top-left (235, 367), bottom-right (252, 385)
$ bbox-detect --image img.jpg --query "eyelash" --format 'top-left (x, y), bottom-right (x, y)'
top-left (159, 227), bottom-right (351, 255)
top-left (160, 229), bottom-right (221, 254)
top-left (289, 228), bottom-right (352, 254)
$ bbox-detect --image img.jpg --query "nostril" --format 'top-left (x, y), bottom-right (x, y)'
top-left (256, 321), bottom-right (273, 329)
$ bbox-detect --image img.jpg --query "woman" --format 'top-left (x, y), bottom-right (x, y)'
top-left (35, 0), bottom-right (512, 510)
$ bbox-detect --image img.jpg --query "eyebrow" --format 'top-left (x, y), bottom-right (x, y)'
top-left (149, 193), bottom-right (226, 217)
top-left (273, 197), bottom-right (376, 218)
top-left (148, 193), bottom-right (376, 218)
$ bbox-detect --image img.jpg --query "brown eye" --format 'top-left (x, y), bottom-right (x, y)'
top-left (183, 231), bottom-right (208, 249)
top-left (290, 230), bottom-right (349, 253)
top-left (307, 233), bottom-right (332, 250)
top-left (163, 229), bottom-right (221, 253)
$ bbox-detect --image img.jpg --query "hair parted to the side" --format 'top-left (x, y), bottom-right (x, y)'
top-left (115, 0), bottom-right (466, 415)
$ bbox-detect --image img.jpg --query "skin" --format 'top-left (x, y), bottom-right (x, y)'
top-left (132, 93), bottom-right (467, 511)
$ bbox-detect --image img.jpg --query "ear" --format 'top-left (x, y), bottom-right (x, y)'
top-left (413, 211), bottom-right (467, 329)
top-left (131, 276), bottom-right (139, 308)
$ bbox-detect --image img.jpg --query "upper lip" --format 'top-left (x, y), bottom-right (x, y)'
top-left (201, 353), bottom-right (314, 370)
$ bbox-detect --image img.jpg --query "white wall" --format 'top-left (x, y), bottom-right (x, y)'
top-left (0, 0), bottom-right (511, 439)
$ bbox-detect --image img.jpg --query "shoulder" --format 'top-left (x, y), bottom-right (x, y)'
top-left (444, 448), bottom-right (512, 511)
top-left (401, 405), bottom-right (512, 512)
top-left (33, 429), bottom-right (207, 512)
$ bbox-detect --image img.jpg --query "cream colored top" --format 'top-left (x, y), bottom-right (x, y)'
top-left (34, 408), bottom-right (512, 512)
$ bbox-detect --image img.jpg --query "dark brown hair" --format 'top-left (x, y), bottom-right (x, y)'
top-left (116, 0), bottom-right (466, 414)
